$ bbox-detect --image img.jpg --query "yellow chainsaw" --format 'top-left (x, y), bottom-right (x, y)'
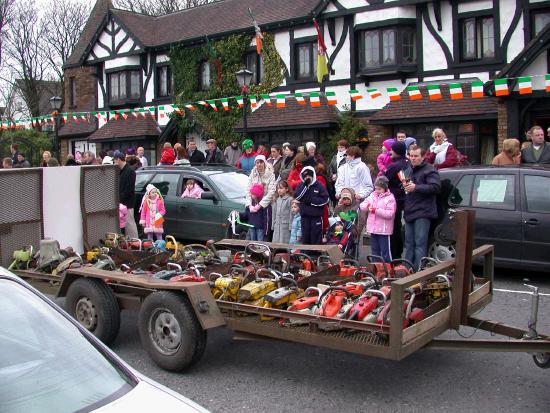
top-left (210, 266), bottom-right (254, 301)
top-left (261, 275), bottom-right (304, 321)
top-left (238, 268), bottom-right (281, 306)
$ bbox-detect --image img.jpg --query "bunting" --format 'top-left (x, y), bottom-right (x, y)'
top-left (276, 94), bottom-right (286, 108)
top-left (387, 87), bottom-right (401, 101)
top-left (471, 81), bottom-right (484, 98)
top-left (326, 91), bottom-right (337, 105)
top-left (349, 89), bottom-right (363, 101)
top-left (495, 79), bottom-right (509, 96)
top-left (518, 76), bottom-right (532, 94)
top-left (310, 91), bottom-right (320, 107)
top-left (427, 85), bottom-right (442, 100)
top-left (294, 92), bottom-right (306, 105)
top-left (407, 86), bottom-right (422, 100)
top-left (449, 83), bottom-right (463, 100)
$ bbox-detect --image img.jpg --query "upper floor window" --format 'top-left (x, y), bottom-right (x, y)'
top-left (358, 27), bottom-right (416, 71)
top-left (199, 61), bottom-right (210, 91)
top-left (156, 65), bottom-right (172, 98)
top-left (69, 77), bottom-right (77, 107)
top-left (295, 41), bottom-right (318, 80)
top-left (461, 16), bottom-right (494, 61)
top-left (246, 51), bottom-right (264, 84)
top-left (532, 9), bottom-right (550, 38)
top-left (109, 70), bottom-right (141, 103)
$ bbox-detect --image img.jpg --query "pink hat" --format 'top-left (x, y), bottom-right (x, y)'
top-left (383, 139), bottom-right (394, 151)
top-left (249, 183), bottom-right (264, 200)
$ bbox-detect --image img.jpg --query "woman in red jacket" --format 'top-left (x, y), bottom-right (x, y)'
top-left (425, 128), bottom-right (466, 169)
top-left (287, 152), bottom-right (305, 191)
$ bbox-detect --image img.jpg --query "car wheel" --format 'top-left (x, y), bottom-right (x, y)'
top-left (138, 291), bottom-right (206, 372)
top-left (433, 223), bottom-right (455, 246)
top-left (65, 278), bottom-right (120, 345)
top-left (533, 352), bottom-right (550, 369)
top-left (429, 242), bottom-right (456, 263)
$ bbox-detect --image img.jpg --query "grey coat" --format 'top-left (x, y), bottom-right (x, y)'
top-left (271, 194), bottom-right (293, 244)
top-left (521, 142), bottom-right (550, 164)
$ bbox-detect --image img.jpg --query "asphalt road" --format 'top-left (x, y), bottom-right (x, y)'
top-left (106, 269), bottom-right (550, 413)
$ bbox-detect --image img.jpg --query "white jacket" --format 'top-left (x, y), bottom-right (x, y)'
top-left (246, 155), bottom-right (277, 208)
top-left (335, 157), bottom-right (373, 199)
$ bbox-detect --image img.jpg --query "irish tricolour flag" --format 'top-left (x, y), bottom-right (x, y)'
top-left (387, 87), bottom-right (400, 101)
top-left (368, 88), bottom-right (381, 99)
top-left (326, 91), bottom-right (337, 105)
top-left (207, 100), bottom-right (218, 111)
top-left (261, 94), bottom-right (272, 107)
top-left (349, 89), bottom-right (363, 101)
top-left (427, 85), bottom-right (441, 100)
top-left (407, 86), bottom-right (422, 100)
top-left (235, 96), bottom-right (244, 108)
top-left (310, 92), bottom-right (321, 107)
top-left (518, 76), bottom-right (532, 95)
top-left (276, 94), bottom-right (286, 108)
top-left (294, 92), bottom-right (306, 105)
top-left (250, 96), bottom-right (258, 108)
top-left (471, 81), bottom-right (484, 98)
top-left (221, 98), bottom-right (229, 111)
top-left (545, 75), bottom-right (550, 92)
top-left (449, 83), bottom-right (463, 100)
top-left (494, 79), bottom-right (509, 96)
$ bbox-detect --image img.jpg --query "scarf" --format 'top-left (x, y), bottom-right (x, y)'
top-left (429, 140), bottom-right (451, 165)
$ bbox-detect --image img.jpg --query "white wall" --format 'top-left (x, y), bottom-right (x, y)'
top-left (145, 54), bottom-right (155, 102)
top-left (104, 56), bottom-right (140, 69)
top-left (327, 17), bottom-right (350, 80)
top-left (355, 7), bottom-right (416, 25)
top-left (519, 52), bottom-right (548, 90)
top-left (458, 0), bottom-right (493, 13)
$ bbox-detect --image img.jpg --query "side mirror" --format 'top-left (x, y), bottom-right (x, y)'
top-left (201, 191), bottom-right (217, 201)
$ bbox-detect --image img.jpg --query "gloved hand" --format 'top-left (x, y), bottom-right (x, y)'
top-left (249, 204), bottom-right (261, 213)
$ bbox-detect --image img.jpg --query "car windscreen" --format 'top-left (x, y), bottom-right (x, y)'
top-left (0, 279), bottom-right (134, 413)
top-left (209, 171), bottom-right (249, 201)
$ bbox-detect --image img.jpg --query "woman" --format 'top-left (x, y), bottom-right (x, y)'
top-left (305, 141), bottom-right (325, 166)
top-left (328, 139), bottom-right (348, 183)
top-left (237, 139), bottom-right (257, 173)
top-left (41, 151), bottom-right (51, 167)
top-left (287, 152), bottom-right (305, 191)
top-left (335, 146), bottom-right (373, 202)
top-left (279, 144), bottom-right (296, 181)
top-left (425, 128), bottom-right (466, 169)
top-left (246, 155), bottom-right (277, 232)
top-left (492, 138), bottom-right (520, 166)
top-left (175, 146), bottom-right (190, 165)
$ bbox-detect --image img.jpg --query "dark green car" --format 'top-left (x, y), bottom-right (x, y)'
top-left (134, 164), bottom-right (248, 241)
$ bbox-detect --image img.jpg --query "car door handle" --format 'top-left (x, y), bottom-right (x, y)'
top-left (524, 218), bottom-right (539, 226)
top-left (179, 205), bottom-right (187, 209)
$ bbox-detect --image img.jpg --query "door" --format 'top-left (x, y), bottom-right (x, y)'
top-left (521, 172), bottom-right (550, 267)
top-left (148, 172), bottom-right (183, 238)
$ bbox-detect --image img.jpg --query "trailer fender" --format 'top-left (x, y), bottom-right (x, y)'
top-left (57, 272), bottom-right (81, 298)
top-left (182, 283), bottom-right (226, 329)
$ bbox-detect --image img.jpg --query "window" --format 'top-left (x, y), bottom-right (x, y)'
top-left (532, 9), bottom-right (550, 38)
top-left (246, 51), bottom-right (264, 84)
top-left (471, 175), bottom-right (515, 210)
top-left (199, 61), bottom-right (210, 91)
top-left (135, 172), bottom-right (154, 192)
top-left (150, 173), bottom-right (180, 197)
top-left (524, 175), bottom-right (550, 213)
top-left (461, 16), bottom-right (495, 61)
top-left (295, 41), bottom-right (317, 80)
top-left (108, 70), bottom-right (140, 103)
top-left (69, 77), bottom-right (76, 107)
top-left (449, 174), bottom-right (474, 206)
top-left (358, 27), bottom-right (416, 70)
top-left (156, 65), bottom-right (171, 98)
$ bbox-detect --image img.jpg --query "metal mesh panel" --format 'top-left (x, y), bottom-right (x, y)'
top-left (0, 221), bottom-right (42, 267)
top-left (85, 211), bottom-right (118, 248)
top-left (0, 170), bottom-right (42, 223)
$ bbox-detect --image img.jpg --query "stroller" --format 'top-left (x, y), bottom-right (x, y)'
top-left (326, 213), bottom-right (360, 258)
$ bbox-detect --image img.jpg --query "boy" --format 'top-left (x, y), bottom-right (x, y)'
top-left (294, 166), bottom-right (329, 245)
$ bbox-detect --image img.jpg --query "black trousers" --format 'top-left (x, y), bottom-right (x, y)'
top-left (301, 216), bottom-right (323, 245)
top-left (390, 200), bottom-right (404, 259)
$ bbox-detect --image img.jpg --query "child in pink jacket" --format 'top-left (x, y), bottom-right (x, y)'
top-left (360, 176), bottom-right (396, 262)
top-left (119, 203), bottom-right (128, 234)
top-left (139, 184), bottom-right (166, 241)
top-left (376, 139), bottom-right (394, 176)
top-left (181, 178), bottom-right (204, 199)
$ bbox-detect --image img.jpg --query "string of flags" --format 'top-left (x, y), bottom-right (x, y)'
top-left (2, 74), bottom-right (549, 130)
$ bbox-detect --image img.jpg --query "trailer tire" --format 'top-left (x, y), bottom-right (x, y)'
top-left (533, 353), bottom-right (550, 369)
top-left (65, 278), bottom-right (120, 345)
top-left (138, 291), bottom-right (206, 372)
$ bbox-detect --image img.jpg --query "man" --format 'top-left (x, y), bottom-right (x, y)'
top-left (2, 157), bottom-right (13, 168)
top-left (137, 147), bottom-right (148, 167)
top-left (268, 145), bottom-right (283, 179)
top-left (522, 125), bottom-right (550, 164)
top-left (114, 150), bottom-right (138, 239)
top-left (395, 131), bottom-right (407, 142)
top-left (384, 141), bottom-right (409, 259)
top-left (224, 140), bottom-right (241, 167)
top-left (205, 139), bottom-right (224, 164)
top-left (403, 145), bottom-right (441, 270)
top-left (82, 151), bottom-right (98, 165)
top-left (15, 153), bottom-right (31, 168)
top-left (10, 144), bottom-right (19, 166)
top-left (187, 140), bottom-right (206, 164)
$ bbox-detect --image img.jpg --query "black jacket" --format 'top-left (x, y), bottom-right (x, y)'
top-left (205, 147), bottom-right (225, 164)
top-left (294, 180), bottom-right (330, 217)
top-left (119, 163), bottom-right (136, 208)
top-left (188, 149), bottom-right (206, 164)
top-left (403, 161), bottom-right (440, 223)
top-left (328, 153), bottom-right (346, 178)
top-left (521, 142), bottom-right (550, 164)
top-left (384, 156), bottom-right (410, 203)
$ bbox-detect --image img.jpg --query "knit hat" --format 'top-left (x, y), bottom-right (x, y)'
top-left (242, 139), bottom-right (253, 150)
top-left (340, 188), bottom-right (353, 201)
top-left (255, 154), bottom-right (267, 164)
top-left (113, 150), bottom-right (126, 161)
top-left (305, 142), bottom-right (316, 152)
top-left (383, 139), bottom-right (394, 151)
top-left (404, 137), bottom-right (417, 149)
top-left (249, 183), bottom-right (264, 200)
top-left (391, 141), bottom-right (407, 157)
top-left (374, 176), bottom-right (389, 190)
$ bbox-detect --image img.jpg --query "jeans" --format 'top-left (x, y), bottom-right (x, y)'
top-left (405, 218), bottom-right (431, 270)
top-left (125, 208), bottom-right (139, 239)
top-left (246, 228), bottom-right (265, 241)
top-left (390, 201), bottom-right (404, 259)
top-left (370, 234), bottom-right (392, 262)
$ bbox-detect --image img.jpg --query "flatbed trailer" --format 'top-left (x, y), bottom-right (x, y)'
top-left (14, 210), bottom-right (550, 371)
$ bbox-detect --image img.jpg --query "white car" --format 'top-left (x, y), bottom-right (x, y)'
top-left (0, 267), bottom-right (209, 413)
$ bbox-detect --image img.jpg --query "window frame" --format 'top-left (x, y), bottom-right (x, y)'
top-left (470, 174), bottom-right (516, 211)
top-left (245, 50), bottom-right (264, 85)
top-left (530, 7), bottom-right (550, 39)
top-left (107, 69), bottom-right (142, 105)
top-left (523, 174), bottom-right (550, 214)
top-left (199, 61), bottom-right (211, 91)
top-left (69, 77), bottom-right (77, 108)
top-left (155, 64), bottom-right (172, 98)
top-left (459, 15), bottom-right (495, 62)
top-left (293, 38), bottom-right (318, 81)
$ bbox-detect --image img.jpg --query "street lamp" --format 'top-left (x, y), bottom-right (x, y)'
top-left (235, 68), bottom-right (253, 138)
top-left (49, 96), bottom-right (62, 160)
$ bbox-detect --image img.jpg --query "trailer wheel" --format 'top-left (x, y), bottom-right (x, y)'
top-left (533, 353), bottom-right (550, 369)
top-left (138, 291), bottom-right (206, 372)
top-left (65, 278), bottom-right (120, 345)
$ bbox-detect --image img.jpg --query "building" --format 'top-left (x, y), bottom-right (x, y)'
top-left (62, 0), bottom-right (550, 164)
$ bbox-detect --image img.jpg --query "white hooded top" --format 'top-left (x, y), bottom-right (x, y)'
top-left (246, 154), bottom-right (277, 208)
top-left (335, 157), bottom-right (373, 199)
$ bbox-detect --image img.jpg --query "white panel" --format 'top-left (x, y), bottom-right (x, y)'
top-left (104, 56), bottom-right (140, 69)
top-left (507, 14), bottom-right (525, 63)
top-left (519, 52), bottom-right (547, 90)
top-left (117, 37), bottom-right (135, 54)
top-left (355, 6), bottom-right (416, 24)
top-left (459, 72), bottom-right (490, 82)
top-left (145, 55), bottom-right (155, 102)
top-left (115, 27), bottom-right (128, 46)
top-left (294, 26), bottom-right (316, 38)
top-left (89, 44), bottom-right (110, 60)
top-left (327, 17), bottom-right (350, 80)
top-left (97, 79), bottom-right (104, 108)
top-left (500, 0), bottom-right (519, 52)
top-left (274, 31), bottom-right (291, 82)
top-left (338, 0), bottom-right (398, 9)
top-left (431, 2), bottom-right (454, 60)
top-left (355, 79), bottom-right (417, 112)
top-left (43, 167), bottom-right (84, 253)
top-left (422, 20), bottom-right (448, 70)
top-left (423, 75), bottom-right (455, 82)
top-left (156, 54), bottom-right (169, 63)
top-left (325, 2), bottom-right (338, 12)
top-left (530, 0), bottom-right (549, 4)
top-left (458, 0), bottom-right (493, 13)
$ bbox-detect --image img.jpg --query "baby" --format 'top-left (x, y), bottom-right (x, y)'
top-left (181, 179), bottom-right (204, 199)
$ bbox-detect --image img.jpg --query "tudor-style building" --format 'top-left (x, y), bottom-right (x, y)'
top-left (61, 0), bottom-right (550, 164)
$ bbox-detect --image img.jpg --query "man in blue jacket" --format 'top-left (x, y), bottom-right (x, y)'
top-left (403, 145), bottom-right (440, 270)
top-left (294, 166), bottom-right (330, 245)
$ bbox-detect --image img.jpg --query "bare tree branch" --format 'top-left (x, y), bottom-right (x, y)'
top-left (0, 0), bottom-right (15, 66)
top-left (113, 0), bottom-right (212, 16)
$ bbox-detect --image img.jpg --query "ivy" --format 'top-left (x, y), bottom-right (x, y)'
top-left (323, 105), bottom-right (368, 159)
top-left (169, 32), bottom-right (285, 148)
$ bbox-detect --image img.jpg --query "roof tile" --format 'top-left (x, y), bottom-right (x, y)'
top-left (88, 114), bottom-right (160, 141)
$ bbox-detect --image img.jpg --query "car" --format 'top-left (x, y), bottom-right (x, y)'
top-left (134, 164), bottom-right (248, 241)
top-left (432, 164), bottom-right (550, 271)
top-left (0, 267), bottom-right (209, 413)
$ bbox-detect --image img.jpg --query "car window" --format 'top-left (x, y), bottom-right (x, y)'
top-left (182, 176), bottom-right (210, 192)
top-left (149, 173), bottom-right (180, 197)
top-left (209, 171), bottom-right (249, 200)
top-left (0, 279), bottom-right (134, 413)
top-left (136, 172), bottom-right (155, 192)
top-left (524, 175), bottom-right (550, 213)
top-left (471, 174), bottom-right (515, 210)
top-left (449, 175), bottom-right (474, 206)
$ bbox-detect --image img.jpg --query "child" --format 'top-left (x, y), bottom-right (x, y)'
top-left (272, 180), bottom-right (293, 244)
top-left (119, 203), bottom-right (128, 235)
top-left (139, 184), bottom-right (166, 241)
top-left (360, 176), bottom-right (396, 262)
top-left (181, 178), bottom-right (203, 199)
top-left (325, 219), bottom-right (352, 250)
top-left (289, 200), bottom-right (302, 245)
top-left (240, 184), bottom-right (268, 241)
top-left (376, 139), bottom-right (393, 176)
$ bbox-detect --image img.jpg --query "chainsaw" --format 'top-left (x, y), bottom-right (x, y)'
top-left (238, 268), bottom-right (280, 306)
top-left (339, 258), bottom-right (360, 277)
top-left (102, 233), bottom-right (120, 249)
top-left (348, 289), bottom-right (387, 321)
top-left (8, 246), bottom-right (33, 271)
top-left (390, 258), bottom-right (416, 278)
top-left (210, 266), bottom-right (255, 301)
top-left (366, 255), bottom-right (393, 281)
top-left (282, 287), bottom-right (323, 326)
top-left (261, 276), bottom-right (303, 321)
top-left (317, 286), bottom-right (353, 318)
top-left (85, 246), bottom-right (110, 262)
top-left (376, 289), bottom-right (425, 328)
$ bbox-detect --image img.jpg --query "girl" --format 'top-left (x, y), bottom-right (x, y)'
top-left (376, 139), bottom-right (393, 176)
top-left (289, 200), bottom-right (302, 245)
top-left (139, 184), bottom-right (166, 241)
top-left (181, 178), bottom-right (203, 199)
top-left (240, 184), bottom-right (268, 241)
top-left (119, 203), bottom-right (127, 235)
top-left (360, 176), bottom-right (396, 262)
top-left (272, 180), bottom-right (293, 244)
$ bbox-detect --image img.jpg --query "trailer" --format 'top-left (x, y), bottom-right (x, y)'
top-left (14, 210), bottom-right (550, 372)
